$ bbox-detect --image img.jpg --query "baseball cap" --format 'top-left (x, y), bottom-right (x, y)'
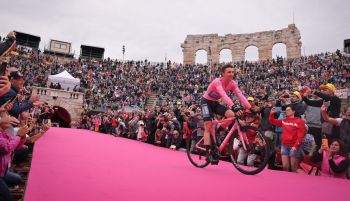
top-left (247, 97), bottom-right (254, 101)
top-left (292, 91), bottom-right (302, 100)
top-left (319, 83), bottom-right (336, 93)
top-left (8, 71), bottom-right (23, 80)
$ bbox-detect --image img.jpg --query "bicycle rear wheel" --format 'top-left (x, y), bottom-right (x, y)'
top-left (186, 127), bottom-right (210, 168)
top-left (227, 126), bottom-right (270, 175)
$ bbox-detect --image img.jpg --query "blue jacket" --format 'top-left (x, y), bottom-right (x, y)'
top-left (275, 112), bottom-right (285, 133)
top-left (0, 86), bottom-right (33, 117)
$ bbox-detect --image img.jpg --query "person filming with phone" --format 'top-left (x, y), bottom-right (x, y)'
top-left (0, 70), bottom-right (43, 117)
top-left (319, 104), bottom-right (350, 178)
top-left (311, 138), bottom-right (349, 179)
top-left (269, 105), bottom-right (306, 172)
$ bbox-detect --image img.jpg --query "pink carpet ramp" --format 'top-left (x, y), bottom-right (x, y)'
top-left (24, 128), bottom-right (350, 201)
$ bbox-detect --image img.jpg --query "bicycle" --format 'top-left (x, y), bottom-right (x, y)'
top-left (186, 107), bottom-right (270, 175)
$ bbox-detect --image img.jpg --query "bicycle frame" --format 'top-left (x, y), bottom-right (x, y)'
top-left (194, 117), bottom-right (249, 154)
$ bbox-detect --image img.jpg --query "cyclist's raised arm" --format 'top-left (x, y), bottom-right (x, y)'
top-left (230, 81), bottom-right (251, 109)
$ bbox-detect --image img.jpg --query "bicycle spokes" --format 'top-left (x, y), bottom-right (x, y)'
top-left (186, 127), bottom-right (210, 168)
top-left (228, 126), bottom-right (270, 175)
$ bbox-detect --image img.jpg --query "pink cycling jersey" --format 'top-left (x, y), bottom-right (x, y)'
top-left (203, 78), bottom-right (251, 109)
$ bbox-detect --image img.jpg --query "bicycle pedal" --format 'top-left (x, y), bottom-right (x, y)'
top-left (211, 160), bottom-right (219, 165)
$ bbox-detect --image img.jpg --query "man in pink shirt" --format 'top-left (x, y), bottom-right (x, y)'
top-left (201, 64), bottom-right (252, 164)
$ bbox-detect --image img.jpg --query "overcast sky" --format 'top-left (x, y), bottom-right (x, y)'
top-left (1, 0), bottom-right (349, 62)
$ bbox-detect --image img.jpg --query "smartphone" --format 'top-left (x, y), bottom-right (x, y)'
top-left (44, 119), bottom-right (51, 124)
top-left (0, 95), bottom-right (17, 109)
top-left (322, 138), bottom-right (329, 148)
top-left (9, 95), bottom-right (17, 103)
top-left (0, 61), bottom-right (7, 76)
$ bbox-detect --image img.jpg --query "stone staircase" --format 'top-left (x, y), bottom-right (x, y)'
top-left (10, 153), bottom-right (32, 201)
top-left (145, 93), bottom-right (158, 111)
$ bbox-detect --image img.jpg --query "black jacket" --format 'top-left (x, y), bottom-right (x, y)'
top-left (282, 101), bottom-right (306, 117)
top-left (0, 86), bottom-right (33, 117)
top-left (314, 91), bottom-right (341, 118)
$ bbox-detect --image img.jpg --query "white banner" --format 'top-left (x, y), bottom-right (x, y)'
top-left (335, 88), bottom-right (349, 99)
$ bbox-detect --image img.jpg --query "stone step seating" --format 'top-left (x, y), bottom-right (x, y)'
top-left (159, 95), bottom-right (170, 106)
top-left (145, 93), bottom-right (158, 111)
top-left (10, 153), bottom-right (33, 201)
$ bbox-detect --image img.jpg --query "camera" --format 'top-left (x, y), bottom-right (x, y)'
top-left (283, 94), bottom-right (290, 98)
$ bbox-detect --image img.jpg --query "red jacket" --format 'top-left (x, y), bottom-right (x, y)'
top-left (269, 113), bottom-right (305, 148)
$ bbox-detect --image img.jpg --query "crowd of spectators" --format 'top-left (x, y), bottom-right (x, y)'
top-left (74, 51), bottom-right (350, 180)
top-left (1, 32), bottom-right (52, 201)
top-left (75, 54), bottom-right (350, 179)
top-left (1, 30), bottom-right (350, 201)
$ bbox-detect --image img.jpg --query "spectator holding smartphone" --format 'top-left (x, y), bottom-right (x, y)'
top-left (279, 91), bottom-right (306, 117)
top-left (314, 83), bottom-right (341, 141)
top-left (0, 70), bottom-right (42, 117)
top-left (302, 89), bottom-right (323, 149)
top-left (269, 105), bottom-right (306, 172)
top-left (321, 104), bottom-right (350, 178)
top-left (0, 111), bottom-right (27, 201)
top-left (311, 139), bottom-right (349, 179)
top-left (320, 104), bottom-right (350, 154)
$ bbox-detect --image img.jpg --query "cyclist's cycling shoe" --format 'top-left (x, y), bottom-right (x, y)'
top-left (211, 158), bottom-right (219, 165)
top-left (206, 151), bottom-right (219, 165)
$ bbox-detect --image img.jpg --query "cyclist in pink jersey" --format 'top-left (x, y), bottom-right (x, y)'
top-left (201, 64), bottom-right (253, 164)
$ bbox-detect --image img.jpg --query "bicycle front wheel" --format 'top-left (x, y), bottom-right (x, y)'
top-left (186, 127), bottom-right (210, 168)
top-left (227, 126), bottom-right (270, 175)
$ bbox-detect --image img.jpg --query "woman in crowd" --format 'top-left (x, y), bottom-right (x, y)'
top-left (311, 139), bottom-right (349, 179)
top-left (0, 112), bottom-right (28, 201)
top-left (269, 105), bottom-right (306, 172)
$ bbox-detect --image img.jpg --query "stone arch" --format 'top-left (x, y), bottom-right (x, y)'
top-left (181, 24), bottom-right (302, 64)
top-left (195, 49), bottom-right (208, 64)
top-left (244, 45), bottom-right (259, 61)
top-left (219, 48), bottom-right (232, 63)
top-left (30, 87), bottom-right (84, 128)
top-left (51, 106), bottom-right (71, 127)
top-left (51, 99), bottom-right (75, 126)
top-left (272, 43), bottom-right (287, 59)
